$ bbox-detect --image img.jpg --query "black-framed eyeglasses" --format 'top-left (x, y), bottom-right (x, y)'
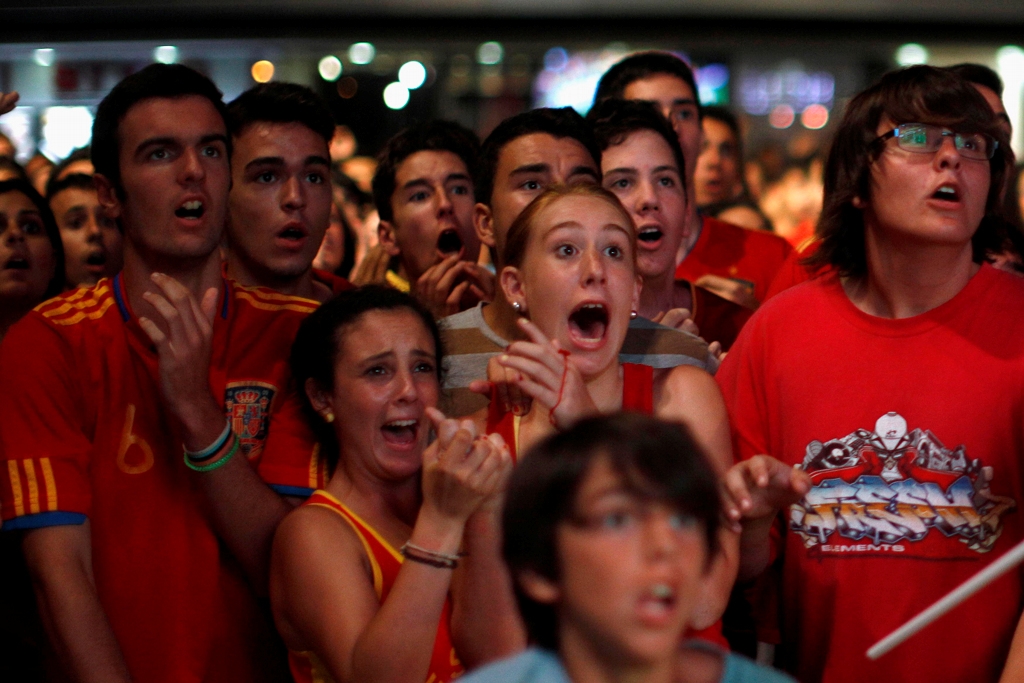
top-left (873, 123), bottom-right (997, 161)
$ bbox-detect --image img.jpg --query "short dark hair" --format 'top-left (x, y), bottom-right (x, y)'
top-left (593, 51), bottom-right (702, 121)
top-left (372, 120), bottom-right (481, 223)
top-left (226, 82), bottom-right (335, 145)
top-left (502, 412), bottom-right (721, 650)
top-left (946, 63), bottom-right (1004, 97)
top-left (46, 172), bottom-right (96, 202)
top-left (289, 285), bottom-right (443, 472)
top-left (0, 157), bottom-right (29, 184)
top-left (809, 65), bottom-right (1014, 278)
top-left (91, 63), bottom-right (228, 195)
top-left (703, 106), bottom-right (741, 141)
top-left (477, 107), bottom-right (601, 207)
top-left (0, 178), bottom-right (66, 299)
top-left (588, 98), bottom-right (689, 196)
top-left (48, 146), bottom-right (92, 191)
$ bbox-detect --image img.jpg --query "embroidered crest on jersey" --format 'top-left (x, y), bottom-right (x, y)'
top-left (790, 412), bottom-right (1015, 554)
top-left (224, 382), bottom-right (276, 459)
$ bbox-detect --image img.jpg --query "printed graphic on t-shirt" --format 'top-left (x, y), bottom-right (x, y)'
top-left (225, 381), bottom-right (276, 459)
top-left (789, 412), bottom-right (1016, 556)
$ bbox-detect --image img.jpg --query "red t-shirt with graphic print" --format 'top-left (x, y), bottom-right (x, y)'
top-left (717, 265), bottom-right (1024, 683)
top-left (0, 276), bottom-right (325, 683)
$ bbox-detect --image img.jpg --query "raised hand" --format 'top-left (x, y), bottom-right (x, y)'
top-left (420, 407), bottom-right (512, 525)
top-left (415, 255), bottom-right (495, 319)
top-left (137, 273), bottom-right (220, 444)
top-left (468, 354), bottom-right (532, 417)
top-left (496, 317), bottom-right (598, 430)
top-left (0, 91), bottom-right (18, 117)
top-left (721, 455), bottom-right (812, 531)
top-left (653, 307), bottom-right (701, 337)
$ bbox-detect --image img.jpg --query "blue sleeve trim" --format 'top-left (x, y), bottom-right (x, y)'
top-left (270, 484), bottom-right (314, 498)
top-left (3, 511), bottom-right (87, 530)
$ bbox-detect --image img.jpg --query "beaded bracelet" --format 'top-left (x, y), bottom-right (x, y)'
top-left (400, 541), bottom-right (460, 569)
top-left (184, 420), bottom-right (232, 462)
top-left (184, 433), bottom-right (239, 473)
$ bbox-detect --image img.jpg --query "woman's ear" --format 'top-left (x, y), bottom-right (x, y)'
top-left (517, 569), bottom-right (560, 605)
top-left (500, 266), bottom-right (528, 314)
top-left (304, 377), bottom-right (334, 421)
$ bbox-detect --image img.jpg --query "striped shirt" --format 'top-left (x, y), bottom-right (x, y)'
top-left (439, 303), bottom-right (711, 417)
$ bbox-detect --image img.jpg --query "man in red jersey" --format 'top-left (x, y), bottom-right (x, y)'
top-left (719, 66), bottom-right (1024, 683)
top-left (595, 52), bottom-right (792, 306)
top-left (225, 82), bottom-right (351, 302)
top-left (0, 64), bottom-right (319, 683)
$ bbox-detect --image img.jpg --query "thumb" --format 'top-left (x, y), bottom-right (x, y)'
top-left (202, 287), bottom-right (219, 324)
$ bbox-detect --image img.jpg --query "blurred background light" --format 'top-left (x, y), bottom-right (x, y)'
top-left (895, 43), bottom-right (929, 66)
top-left (336, 76), bottom-right (358, 99)
top-left (383, 82), bottom-right (410, 109)
top-left (40, 106), bottom-right (93, 161)
top-left (801, 103), bottom-right (829, 129)
top-left (398, 60), bottom-right (427, 89)
top-left (997, 45), bottom-right (1024, 154)
top-left (769, 104), bottom-right (795, 129)
top-left (153, 45), bottom-right (178, 64)
top-left (33, 48), bottom-right (55, 67)
top-left (543, 47), bottom-right (569, 72)
top-left (477, 41), bottom-right (504, 65)
top-left (349, 42), bottom-right (376, 65)
top-left (318, 55), bottom-right (343, 81)
top-left (251, 60), bottom-right (274, 83)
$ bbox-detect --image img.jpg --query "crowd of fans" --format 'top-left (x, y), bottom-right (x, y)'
top-left (0, 49), bottom-right (1023, 683)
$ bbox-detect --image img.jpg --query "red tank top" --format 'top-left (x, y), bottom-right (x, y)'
top-left (288, 490), bottom-right (465, 683)
top-left (485, 362), bottom-right (729, 649)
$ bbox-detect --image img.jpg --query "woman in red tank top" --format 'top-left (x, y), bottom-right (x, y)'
top-left (476, 185), bottom-right (738, 634)
top-left (269, 287), bottom-right (518, 683)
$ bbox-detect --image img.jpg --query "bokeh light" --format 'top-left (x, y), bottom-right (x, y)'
top-left (349, 42), bottom-right (376, 65)
top-left (153, 46), bottom-right (178, 64)
top-left (801, 104), bottom-right (829, 129)
top-left (318, 55), bottom-right (343, 81)
top-left (33, 48), bottom-right (55, 67)
top-left (895, 43), bottom-right (928, 66)
top-left (477, 41), bottom-right (504, 65)
top-left (398, 60), bottom-right (427, 89)
top-left (383, 82), bottom-right (410, 109)
top-left (769, 104), bottom-right (795, 129)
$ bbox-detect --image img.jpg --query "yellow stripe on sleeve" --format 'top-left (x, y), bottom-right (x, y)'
top-left (39, 458), bottom-right (58, 512)
top-left (22, 459), bottom-right (40, 514)
top-left (7, 461), bottom-right (24, 517)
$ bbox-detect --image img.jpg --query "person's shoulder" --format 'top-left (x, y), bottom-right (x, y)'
top-left (439, 303), bottom-right (484, 330)
top-left (231, 281), bottom-right (320, 318)
top-left (32, 279), bottom-right (120, 330)
top-left (311, 268), bottom-right (355, 295)
top-left (719, 652), bottom-right (797, 683)
top-left (623, 317), bottom-right (710, 370)
top-left (459, 649), bottom-right (569, 683)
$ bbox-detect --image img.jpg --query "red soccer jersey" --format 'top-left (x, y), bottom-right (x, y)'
top-left (0, 275), bottom-right (326, 683)
top-left (675, 216), bottom-right (793, 305)
top-left (717, 266), bottom-right (1024, 683)
top-left (688, 281), bottom-right (753, 351)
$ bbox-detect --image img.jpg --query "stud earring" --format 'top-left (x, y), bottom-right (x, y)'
top-left (513, 301), bottom-right (522, 313)
top-left (630, 310), bottom-right (638, 319)
top-left (323, 411), bottom-right (335, 424)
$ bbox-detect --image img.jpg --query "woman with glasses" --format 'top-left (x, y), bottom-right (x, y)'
top-left (717, 65), bottom-right (1024, 683)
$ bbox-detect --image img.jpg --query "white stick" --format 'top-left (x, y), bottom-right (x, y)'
top-left (867, 536), bottom-right (1024, 660)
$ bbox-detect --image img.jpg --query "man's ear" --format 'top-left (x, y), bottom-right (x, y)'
top-left (474, 203), bottom-right (496, 249)
top-left (93, 173), bottom-right (122, 220)
top-left (378, 220), bottom-right (401, 257)
top-left (500, 265), bottom-right (527, 314)
top-left (517, 569), bottom-right (560, 605)
top-left (304, 377), bottom-right (334, 419)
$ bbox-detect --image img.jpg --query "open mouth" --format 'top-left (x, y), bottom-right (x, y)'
top-left (932, 185), bottom-right (960, 202)
top-left (85, 252), bottom-right (107, 267)
top-left (175, 200), bottom-right (205, 220)
top-left (436, 228), bottom-right (463, 254)
top-left (568, 303), bottom-right (609, 344)
top-left (278, 225), bottom-right (307, 242)
top-left (4, 256), bottom-right (29, 270)
top-left (637, 226), bottom-right (664, 244)
top-left (381, 419), bottom-right (418, 446)
top-left (638, 583), bottom-right (677, 620)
